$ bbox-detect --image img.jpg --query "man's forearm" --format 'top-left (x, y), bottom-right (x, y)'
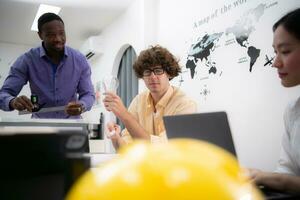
top-left (78, 93), bottom-right (95, 111)
top-left (119, 111), bottom-right (150, 140)
top-left (0, 93), bottom-right (15, 111)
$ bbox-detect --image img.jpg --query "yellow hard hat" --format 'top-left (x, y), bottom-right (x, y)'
top-left (66, 139), bottom-right (263, 200)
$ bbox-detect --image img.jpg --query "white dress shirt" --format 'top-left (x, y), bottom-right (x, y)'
top-left (276, 96), bottom-right (300, 175)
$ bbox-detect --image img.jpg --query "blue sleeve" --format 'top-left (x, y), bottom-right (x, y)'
top-left (0, 55), bottom-right (28, 111)
top-left (77, 57), bottom-right (95, 111)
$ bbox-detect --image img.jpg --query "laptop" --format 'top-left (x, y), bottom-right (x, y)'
top-left (163, 111), bottom-right (237, 157)
top-left (163, 111), bottom-right (300, 200)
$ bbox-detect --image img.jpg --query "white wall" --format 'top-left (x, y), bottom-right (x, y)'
top-left (82, 0), bottom-right (146, 121)
top-left (156, 0), bottom-right (300, 171)
top-left (82, 0), bottom-right (154, 152)
top-left (0, 42), bottom-right (32, 120)
top-left (83, 0), bottom-right (300, 168)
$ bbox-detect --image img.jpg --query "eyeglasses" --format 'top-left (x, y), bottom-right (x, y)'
top-left (143, 68), bottom-right (164, 77)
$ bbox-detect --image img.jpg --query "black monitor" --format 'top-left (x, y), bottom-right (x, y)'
top-left (163, 112), bottom-right (237, 157)
top-left (0, 130), bottom-right (90, 200)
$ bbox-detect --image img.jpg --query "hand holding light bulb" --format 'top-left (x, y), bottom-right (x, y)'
top-left (102, 76), bottom-right (121, 137)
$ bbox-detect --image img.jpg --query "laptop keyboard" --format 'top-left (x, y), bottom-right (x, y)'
top-left (260, 186), bottom-right (300, 200)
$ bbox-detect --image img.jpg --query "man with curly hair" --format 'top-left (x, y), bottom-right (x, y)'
top-left (103, 45), bottom-right (197, 150)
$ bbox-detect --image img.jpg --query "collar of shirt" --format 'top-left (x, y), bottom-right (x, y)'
top-left (38, 43), bottom-right (69, 58)
top-left (146, 86), bottom-right (174, 112)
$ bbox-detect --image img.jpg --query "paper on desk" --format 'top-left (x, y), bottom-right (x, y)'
top-left (18, 106), bottom-right (66, 115)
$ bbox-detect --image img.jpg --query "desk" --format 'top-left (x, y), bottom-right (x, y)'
top-left (89, 153), bottom-right (118, 167)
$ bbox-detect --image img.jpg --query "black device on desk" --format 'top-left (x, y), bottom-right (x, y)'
top-left (163, 112), bottom-right (237, 156)
top-left (259, 186), bottom-right (300, 200)
top-left (0, 130), bottom-right (90, 200)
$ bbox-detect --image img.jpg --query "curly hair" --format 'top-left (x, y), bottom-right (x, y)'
top-left (133, 45), bottom-right (181, 80)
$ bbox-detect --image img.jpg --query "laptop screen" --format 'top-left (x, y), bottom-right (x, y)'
top-left (163, 111), bottom-right (237, 157)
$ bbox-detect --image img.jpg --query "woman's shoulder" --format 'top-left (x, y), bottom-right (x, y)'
top-left (285, 96), bottom-right (300, 123)
top-left (287, 96), bottom-right (300, 112)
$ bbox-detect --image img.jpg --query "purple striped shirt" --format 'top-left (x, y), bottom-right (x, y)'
top-left (0, 44), bottom-right (95, 118)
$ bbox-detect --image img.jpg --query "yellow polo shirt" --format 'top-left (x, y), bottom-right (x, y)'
top-left (121, 86), bottom-right (197, 144)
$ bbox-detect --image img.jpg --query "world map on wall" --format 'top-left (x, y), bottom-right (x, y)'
top-left (185, 3), bottom-right (275, 80)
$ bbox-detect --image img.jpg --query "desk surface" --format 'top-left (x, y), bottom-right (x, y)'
top-left (89, 153), bottom-right (118, 167)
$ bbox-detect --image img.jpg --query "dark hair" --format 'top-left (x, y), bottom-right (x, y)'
top-left (273, 8), bottom-right (300, 40)
top-left (133, 45), bottom-right (181, 80)
top-left (38, 12), bottom-right (64, 32)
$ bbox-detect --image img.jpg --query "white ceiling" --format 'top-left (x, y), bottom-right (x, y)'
top-left (0, 0), bottom-right (135, 49)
